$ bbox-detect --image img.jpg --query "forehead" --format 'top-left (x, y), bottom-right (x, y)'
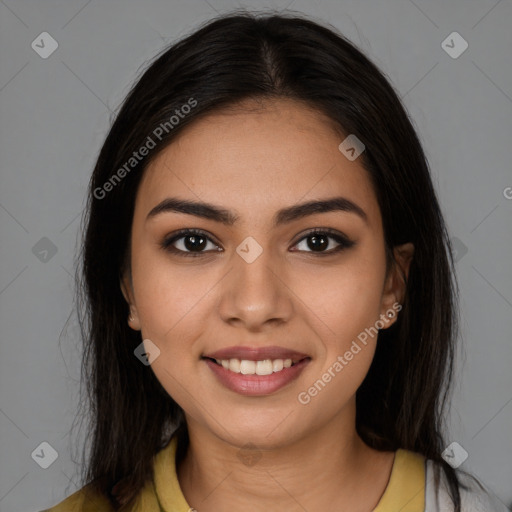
top-left (136, 98), bottom-right (380, 229)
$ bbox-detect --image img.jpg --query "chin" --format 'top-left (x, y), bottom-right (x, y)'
top-left (213, 414), bottom-right (307, 451)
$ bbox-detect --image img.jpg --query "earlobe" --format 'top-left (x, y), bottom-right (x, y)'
top-left (120, 274), bottom-right (141, 331)
top-left (127, 307), bottom-right (141, 331)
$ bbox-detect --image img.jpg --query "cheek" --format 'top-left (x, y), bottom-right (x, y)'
top-left (296, 272), bottom-right (381, 414)
top-left (130, 253), bottom-right (215, 411)
top-left (294, 255), bottom-right (385, 345)
top-left (290, 254), bottom-right (385, 407)
top-left (131, 247), bottom-right (216, 349)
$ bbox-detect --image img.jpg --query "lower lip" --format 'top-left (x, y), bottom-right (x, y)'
top-left (204, 358), bottom-right (310, 396)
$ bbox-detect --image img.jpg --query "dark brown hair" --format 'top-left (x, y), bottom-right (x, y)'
top-left (73, 10), bottom-right (466, 510)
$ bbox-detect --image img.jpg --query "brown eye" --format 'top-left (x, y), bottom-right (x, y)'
top-left (291, 229), bottom-right (355, 254)
top-left (161, 229), bottom-right (222, 257)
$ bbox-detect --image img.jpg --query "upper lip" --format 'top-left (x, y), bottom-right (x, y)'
top-left (203, 346), bottom-right (310, 362)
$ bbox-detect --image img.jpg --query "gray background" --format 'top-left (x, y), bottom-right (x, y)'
top-left (0, 1), bottom-right (511, 511)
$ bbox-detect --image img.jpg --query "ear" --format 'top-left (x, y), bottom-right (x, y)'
top-left (380, 242), bottom-right (414, 327)
top-left (120, 271), bottom-right (141, 331)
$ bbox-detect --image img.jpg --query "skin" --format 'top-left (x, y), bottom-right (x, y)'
top-left (121, 97), bottom-right (414, 511)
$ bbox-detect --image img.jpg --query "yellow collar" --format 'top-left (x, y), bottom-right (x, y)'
top-left (373, 448), bottom-right (425, 511)
top-left (152, 436), bottom-right (192, 511)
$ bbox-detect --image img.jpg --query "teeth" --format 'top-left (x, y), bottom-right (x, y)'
top-left (255, 360), bottom-right (273, 375)
top-left (212, 357), bottom-right (298, 375)
top-left (240, 360), bottom-right (256, 374)
top-left (273, 359), bottom-right (284, 372)
top-left (229, 358), bottom-right (241, 373)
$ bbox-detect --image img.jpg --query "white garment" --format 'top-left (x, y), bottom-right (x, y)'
top-left (424, 460), bottom-right (509, 512)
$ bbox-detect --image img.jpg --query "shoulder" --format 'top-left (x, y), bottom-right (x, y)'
top-left (39, 482), bottom-right (115, 512)
top-left (424, 459), bottom-right (508, 512)
top-left (39, 436), bottom-right (182, 511)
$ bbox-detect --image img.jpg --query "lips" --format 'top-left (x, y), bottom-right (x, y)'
top-left (203, 345), bottom-right (310, 361)
top-left (202, 345), bottom-right (311, 396)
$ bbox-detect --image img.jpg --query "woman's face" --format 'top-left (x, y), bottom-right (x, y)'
top-left (122, 98), bottom-right (412, 449)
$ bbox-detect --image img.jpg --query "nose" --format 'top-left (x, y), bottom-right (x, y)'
top-left (218, 246), bottom-right (294, 332)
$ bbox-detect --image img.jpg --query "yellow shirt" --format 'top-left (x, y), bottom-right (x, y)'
top-left (43, 437), bottom-right (425, 511)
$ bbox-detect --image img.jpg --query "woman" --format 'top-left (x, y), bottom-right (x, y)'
top-left (43, 11), bottom-right (506, 512)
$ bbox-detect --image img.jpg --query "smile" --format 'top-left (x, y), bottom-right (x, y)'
top-left (209, 357), bottom-right (304, 375)
top-left (202, 345), bottom-right (311, 395)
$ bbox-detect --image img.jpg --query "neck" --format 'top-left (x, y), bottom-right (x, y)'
top-left (176, 402), bottom-right (395, 512)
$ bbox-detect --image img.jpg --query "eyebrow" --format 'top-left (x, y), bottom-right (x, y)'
top-left (146, 196), bottom-right (368, 227)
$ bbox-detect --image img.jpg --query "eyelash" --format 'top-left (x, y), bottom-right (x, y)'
top-left (160, 228), bottom-right (355, 258)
